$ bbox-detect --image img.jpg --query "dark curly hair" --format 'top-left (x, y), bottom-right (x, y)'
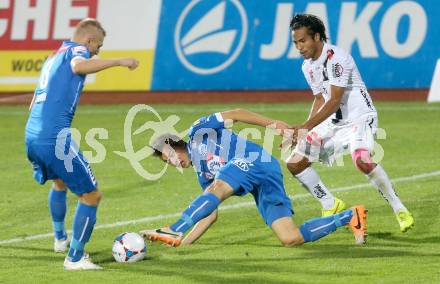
top-left (289, 13), bottom-right (327, 42)
top-left (151, 134), bottom-right (187, 157)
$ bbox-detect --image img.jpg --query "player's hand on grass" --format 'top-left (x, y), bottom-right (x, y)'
top-left (118, 58), bottom-right (139, 70)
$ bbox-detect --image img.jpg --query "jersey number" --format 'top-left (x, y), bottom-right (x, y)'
top-left (39, 57), bottom-right (56, 89)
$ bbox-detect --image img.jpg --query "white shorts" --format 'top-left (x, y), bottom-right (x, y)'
top-left (290, 113), bottom-right (378, 166)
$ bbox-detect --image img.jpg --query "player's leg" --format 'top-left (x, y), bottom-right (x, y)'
top-left (352, 148), bottom-right (414, 232)
top-left (271, 217), bottom-right (304, 246)
top-left (352, 148), bottom-right (405, 210)
top-left (25, 142), bottom-right (70, 252)
top-left (50, 179), bottom-right (68, 253)
top-left (66, 188), bottom-right (102, 260)
top-left (170, 179), bottom-right (231, 233)
top-left (52, 143), bottom-right (102, 270)
top-left (140, 179), bottom-right (233, 246)
top-left (286, 153), bottom-right (344, 216)
top-left (257, 179), bottom-right (303, 246)
top-left (260, 162), bottom-right (363, 246)
top-left (63, 187), bottom-right (102, 270)
top-left (271, 206), bottom-right (367, 246)
top-left (181, 209), bottom-right (218, 245)
top-left (350, 115), bottom-right (413, 232)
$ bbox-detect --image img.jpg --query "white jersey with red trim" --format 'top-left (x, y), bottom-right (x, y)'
top-left (302, 43), bottom-right (376, 124)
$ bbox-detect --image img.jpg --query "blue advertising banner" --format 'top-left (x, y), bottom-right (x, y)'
top-left (152, 0), bottom-right (439, 90)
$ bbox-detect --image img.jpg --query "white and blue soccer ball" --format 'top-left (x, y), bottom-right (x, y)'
top-left (112, 232), bottom-right (147, 263)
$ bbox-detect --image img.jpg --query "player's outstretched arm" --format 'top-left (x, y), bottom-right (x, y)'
top-left (71, 57), bottom-right (139, 75)
top-left (289, 87), bottom-right (344, 145)
top-left (302, 85), bottom-right (344, 130)
top-left (221, 108), bottom-right (290, 134)
top-left (181, 209), bottom-right (218, 245)
top-left (307, 94), bottom-right (325, 120)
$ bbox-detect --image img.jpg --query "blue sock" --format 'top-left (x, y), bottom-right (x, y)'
top-left (48, 189), bottom-right (67, 240)
top-left (67, 202), bottom-right (97, 262)
top-left (300, 209), bottom-right (353, 242)
top-left (170, 192), bottom-right (220, 233)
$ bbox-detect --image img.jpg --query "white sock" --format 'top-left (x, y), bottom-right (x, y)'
top-left (367, 164), bottom-right (407, 213)
top-left (295, 167), bottom-right (335, 209)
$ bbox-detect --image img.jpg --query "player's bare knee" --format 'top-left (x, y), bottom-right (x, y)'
top-left (354, 159), bottom-right (371, 174)
top-left (206, 180), bottom-right (233, 201)
top-left (280, 234), bottom-right (304, 247)
top-left (80, 189), bottom-right (102, 206)
top-left (352, 149), bottom-right (375, 174)
top-left (95, 190), bottom-right (103, 203)
top-left (286, 157), bottom-right (310, 175)
top-left (52, 179), bottom-right (67, 191)
top-left (208, 213), bottom-right (218, 224)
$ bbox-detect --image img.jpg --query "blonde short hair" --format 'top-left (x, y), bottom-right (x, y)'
top-left (74, 18), bottom-right (106, 37)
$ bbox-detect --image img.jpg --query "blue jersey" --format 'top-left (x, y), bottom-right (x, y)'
top-left (187, 113), bottom-right (272, 192)
top-left (25, 41), bottom-right (90, 142)
top-left (187, 113), bottom-right (294, 226)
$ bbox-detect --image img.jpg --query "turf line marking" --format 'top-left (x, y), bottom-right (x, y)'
top-left (0, 170), bottom-right (439, 245)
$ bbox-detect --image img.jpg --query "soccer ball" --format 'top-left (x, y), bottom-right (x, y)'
top-left (112, 232), bottom-right (147, 263)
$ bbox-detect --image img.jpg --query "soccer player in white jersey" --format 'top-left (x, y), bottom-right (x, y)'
top-left (285, 14), bottom-right (414, 232)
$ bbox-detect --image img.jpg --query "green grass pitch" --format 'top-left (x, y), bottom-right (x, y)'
top-left (0, 102), bottom-right (439, 283)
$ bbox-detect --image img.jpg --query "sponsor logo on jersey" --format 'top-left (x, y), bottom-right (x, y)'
top-left (206, 153), bottom-right (225, 175)
top-left (231, 158), bottom-right (253, 172)
top-left (332, 63), bottom-right (343, 78)
top-left (309, 69), bottom-right (315, 82)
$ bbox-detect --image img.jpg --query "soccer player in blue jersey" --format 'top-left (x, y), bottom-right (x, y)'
top-left (140, 109), bottom-right (367, 247)
top-left (25, 18), bottom-right (139, 270)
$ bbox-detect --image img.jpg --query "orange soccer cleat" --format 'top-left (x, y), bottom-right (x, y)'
top-left (347, 205), bottom-right (368, 245)
top-left (139, 227), bottom-right (183, 247)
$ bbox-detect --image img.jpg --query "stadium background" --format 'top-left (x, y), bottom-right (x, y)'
top-left (1, 1), bottom-right (440, 283)
top-left (0, 0), bottom-right (437, 103)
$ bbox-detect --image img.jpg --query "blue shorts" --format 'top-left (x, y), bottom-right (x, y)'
top-left (216, 157), bottom-right (293, 227)
top-left (25, 139), bottom-right (98, 195)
